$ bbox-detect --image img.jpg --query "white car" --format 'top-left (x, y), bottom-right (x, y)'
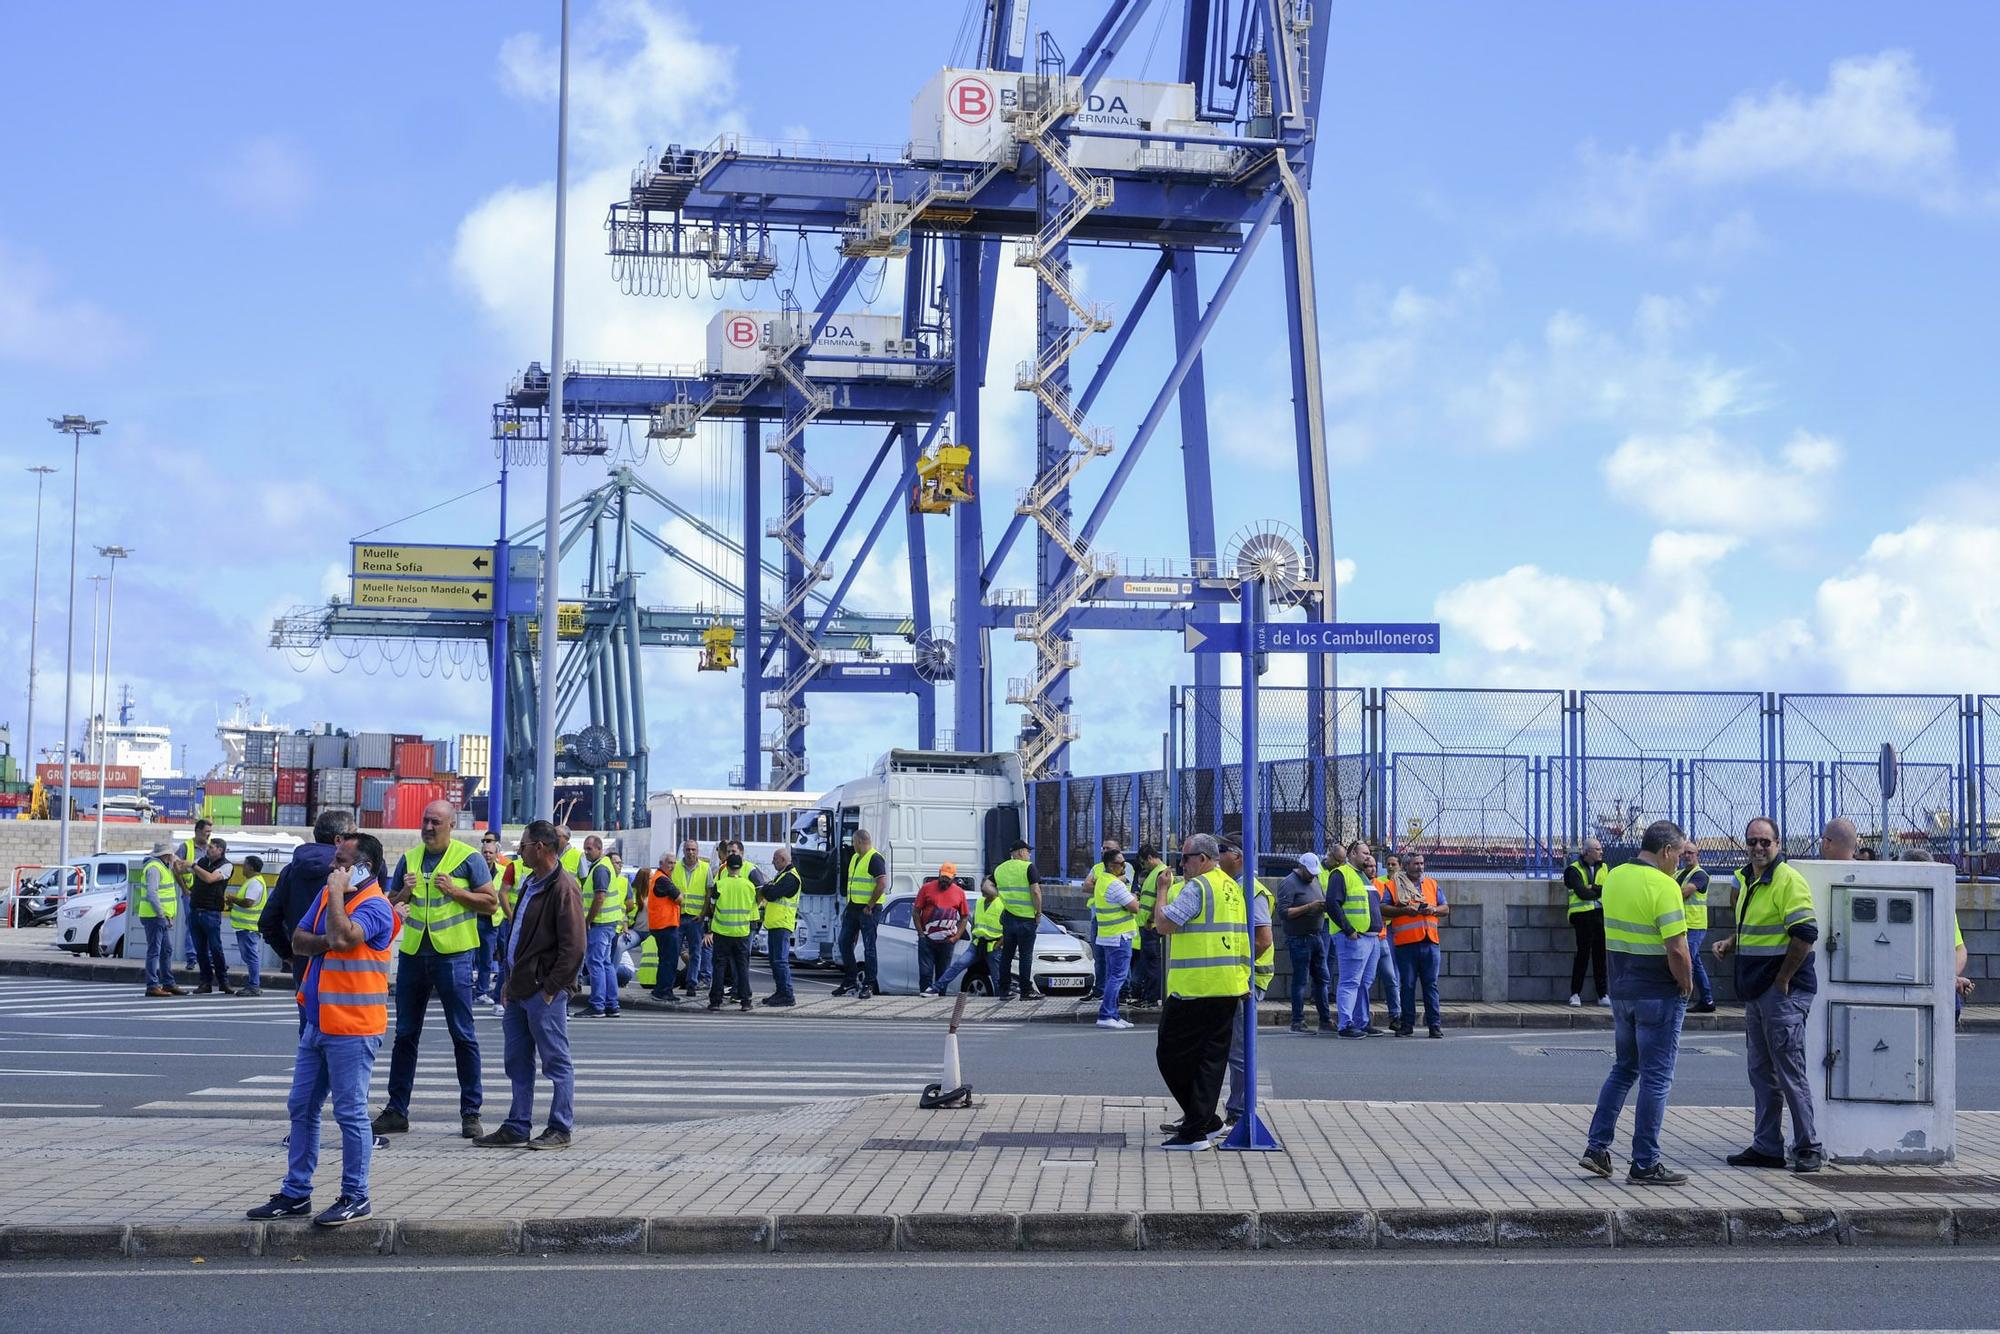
top-left (872, 892), bottom-right (1093, 997)
top-left (55, 836), bottom-right (304, 957)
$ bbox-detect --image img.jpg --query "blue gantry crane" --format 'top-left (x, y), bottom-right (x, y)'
top-left (500, 0), bottom-right (1339, 794)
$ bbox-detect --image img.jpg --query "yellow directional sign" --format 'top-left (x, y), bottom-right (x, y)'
top-left (350, 577), bottom-right (496, 612)
top-left (351, 543), bottom-right (496, 581)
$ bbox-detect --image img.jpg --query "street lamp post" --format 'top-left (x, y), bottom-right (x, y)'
top-left (47, 415), bottom-right (104, 871)
top-left (93, 545), bottom-right (131, 853)
top-left (23, 465), bottom-right (57, 782)
top-left (86, 574), bottom-right (105, 787)
top-left (534, 0), bottom-right (573, 821)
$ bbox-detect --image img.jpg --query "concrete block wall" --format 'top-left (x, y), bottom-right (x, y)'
top-left (0, 820), bottom-right (512, 880)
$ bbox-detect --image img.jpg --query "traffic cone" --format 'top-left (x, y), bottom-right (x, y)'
top-left (919, 992), bottom-right (973, 1108)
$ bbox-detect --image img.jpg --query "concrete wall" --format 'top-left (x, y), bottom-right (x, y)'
top-left (0, 820), bottom-right (535, 879)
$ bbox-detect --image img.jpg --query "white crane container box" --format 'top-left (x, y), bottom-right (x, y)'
top-left (910, 67), bottom-right (1197, 173)
top-left (705, 310), bottom-right (905, 380)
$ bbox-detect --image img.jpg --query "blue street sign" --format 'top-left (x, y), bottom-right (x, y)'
top-left (1184, 621), bottom-right (1441, 655)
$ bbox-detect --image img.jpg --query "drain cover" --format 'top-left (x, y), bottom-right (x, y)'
top-left (976, 1132), bottom-right (1128, 1149)
top-left (859, 1138), bottom-right (974, 1152)
top-left (1804, 1173), bottom-right (2000, 1195)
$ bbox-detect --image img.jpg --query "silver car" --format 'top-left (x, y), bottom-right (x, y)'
top-left (872, 892), bottom-right (1092, 996)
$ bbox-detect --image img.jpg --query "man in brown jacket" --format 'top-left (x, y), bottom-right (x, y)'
top-left (474, 820), bottom-right (585, 1150)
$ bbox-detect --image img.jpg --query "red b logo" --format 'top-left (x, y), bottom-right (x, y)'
top-left (948, 77), bottom-right (991, 124)
top-left (726, 316), bottom-right (757, 348)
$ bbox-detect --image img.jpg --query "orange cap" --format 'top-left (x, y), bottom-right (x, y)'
top-left (939, 862), bottom-right (958, 877)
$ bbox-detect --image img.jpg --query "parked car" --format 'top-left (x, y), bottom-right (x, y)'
top-left (11, 854), bottom-right (138, 929)
top-left (55, 836), bottom-right (304, 958)
top-left (871, 891), bottom-right (1093, 996)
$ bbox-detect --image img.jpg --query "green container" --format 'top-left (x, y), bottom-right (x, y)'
top-left (203, 794), bottom-right (245, 825)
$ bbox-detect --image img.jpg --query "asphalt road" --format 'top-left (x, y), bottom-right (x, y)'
top-left (5, 1250), bottom-right (1995, 1333)
top-left (4, 971), bottom-right (1999, 1125)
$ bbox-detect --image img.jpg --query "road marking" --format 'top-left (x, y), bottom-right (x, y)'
top-left (232, 1075), bottom-right (925, 1091)
top-left (131, 1099), bottom-right (833, 1116)
top-left (182, 1088), bottom-right (889, 1103)
top-left (0, 1101), bottom-right (103, 1109)
top-left (4, 1251), bottom-right (1994, 1280)
top-left (0, 1030), bottom-right (241, 1041)
top-left (0, 1069), bottom-right (159, 1078)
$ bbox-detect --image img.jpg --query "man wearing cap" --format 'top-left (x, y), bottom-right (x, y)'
top-left (1278, 853), bottom-right (1335, 1033)
top-left (1088, 849), bottom-right (1140, 1029)
top-left (914, 863), bottom-right (969, 996)
top-left (138, 839), bottom-right (184, 997)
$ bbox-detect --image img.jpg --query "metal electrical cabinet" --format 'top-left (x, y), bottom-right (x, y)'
top-left (1798, 860), bottom-right (1956, 1164)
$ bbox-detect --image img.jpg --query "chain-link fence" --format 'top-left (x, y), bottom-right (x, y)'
top-left (1026, 687), bottom-right (1999, 879)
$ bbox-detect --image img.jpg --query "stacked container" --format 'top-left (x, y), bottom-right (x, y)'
top-left (277, 733), bottom-right (313, 770)
top-left (204, 794), bottom-right (244, 824)
top-left (277, 769), bottom-right (310, 805)
top-left (352, 733), bottom-right (394, 771)
top-left (386, 781), bottom-right (445, 829)
top-left (276, 804), bottom-right (308, 826)
top-left (394, 740), bottom-right (434, 779)
top-left (243, 801), bottom-right (274, 826)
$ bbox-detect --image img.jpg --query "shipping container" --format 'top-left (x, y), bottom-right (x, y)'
top-left (277, 769), bottom-right (310, 804)
top-left (242, 801), bottom-right (274, 826)
top-left (244, 732), bottom-right (278, 767)
top-left (706, 309), bottom-right (904, 380)
top-left (310, 735), bottom-right (349, 768)
top-left (276, 804), bottom-right (308, 826)
top-left (908, 68), bottom-right (1197, 171)
top-left (360, 809), bottom-right (386, 829)
top-left (311, 803), bottom-right (356, 825)
top-left (394, 742), bottom-right (433, 779)
top-left (276, 734), bottom-right (313, 768)
top-left (360, 777), bottom-right (395, 812)
top-left (205, 780), bottom-right (243, 797)
top-left (204, 795), bottom-right (245, 824)
top-left (385, 782), bottom-right (445, 829)
top-left (243, 769), bottom-right (277, 801)
top-left (457, 734), bottom-right (492, 781)
top-left (154, 798), bottom-right (198, 820)
top-left (317, 768), bottom-right (359, 805)
top-left (352, 732), bottom-right (395, 770)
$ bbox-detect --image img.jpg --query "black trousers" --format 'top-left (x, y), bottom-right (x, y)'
top-left (997, 916), bottom-right (1038, 997)
top-left (1570, 909), bottom-right (1607, 998)
top-left (708, 934), bottom-right (752, 1007)
top-left (1156, 995), bottom-right (1239, 1132)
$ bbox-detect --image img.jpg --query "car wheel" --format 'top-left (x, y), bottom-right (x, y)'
top-left (89, 925), bottom-right (110, 958)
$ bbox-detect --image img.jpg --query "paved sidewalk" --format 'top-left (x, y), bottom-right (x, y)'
top-left (4, 930), bottom-right (1997, 1032)
top-left (3, 1096), bottom-right (1999, 1256)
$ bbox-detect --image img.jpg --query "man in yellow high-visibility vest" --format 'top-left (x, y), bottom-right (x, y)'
top-left (832, 829), bottom-right (887, 998)
top-left (1153, 832), bottom-right (1257, 1150)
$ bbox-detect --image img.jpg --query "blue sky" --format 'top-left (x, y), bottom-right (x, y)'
top-left (4, 1), bottom-right (1998, 786)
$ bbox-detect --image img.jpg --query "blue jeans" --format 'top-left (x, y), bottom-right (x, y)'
top-left (234, 928), bottom-right (263, 989)
top-left (492, 920), bottom-right (512, 1002)
top-left (191, 909), bottom-right (230, 988)
top-left (1587, 994), bottom-right (1688, 1171)
top-left (283, 1025), bottom-right (381, 1200)
top-left (647, 924), bottom-right (682, 997)
top-left (1287, 933), bottom-right (1333, 1025)
top-left (1226, 986), bottom-right (1265, 1116)
top-left (919, 937), bottom-right (956, 993)
top-left (474, 919), bottom-right (496, 1000)
top-left (679, 927), bottom-right (711, 989)
top-left (142, 915), bottom-right (176, 990)
top-left (934, 939), bottom-right (992, 994)
top-left (182, 906), bottom-right (199, 968)
top-left (1333, 932), bottom-right (1375, 1031)
top-left (502, 992), bottom-right (574, 1137)
top-left (385, 948), bottom-right (483, 1117)
top-left (838, 905), bottom-right (879, 989)
top-left (1395, 939), bottom-right (1442, 1029)
top-left (1094, 937), bottom-right (1132, 1020)
top-left (585, 923), bottom-right (618, 1014)
top-left (766, 927), bottom-right (795, 1000)
top-left (1686, 928), bottom-right (1712, 1005)
top-left (1130, 929), bottom-right (1163, 1004)
top-left (1371, 933), bottom-right (1400, 1015)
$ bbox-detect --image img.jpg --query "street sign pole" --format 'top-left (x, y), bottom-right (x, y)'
top-left (489, 449), bottom-right (511, 834)
top-left (1222, 578), bottom-right (1280, 1153)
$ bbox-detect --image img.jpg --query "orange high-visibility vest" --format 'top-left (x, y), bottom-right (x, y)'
top-left (1387, 877), bottom-right (1443, 947)
top-left (297, 882), bottom-right (394, 1037)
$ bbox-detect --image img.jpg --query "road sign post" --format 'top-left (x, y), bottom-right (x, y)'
top-left (1222, 578), bottom-right (1281, 1153)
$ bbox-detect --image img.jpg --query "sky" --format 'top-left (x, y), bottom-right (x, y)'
top-left (3, 1), bottom-right (1998, 789)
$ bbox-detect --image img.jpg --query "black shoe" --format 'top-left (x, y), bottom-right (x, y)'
top-left (239, 987), bottom-right (263, 997)
top-left (857, 986), bottom-right (876, 999)
top-left (461, 1114), bottom-right (484, 1140)
top-left (1288, 1021), bottom-right (1308, 1033)
top-left (1428, 1025), bottom-right (1444, 1039)
top-left (194, 985), bottom-right (213, 995)
top-left (604, 1008), bottom-right (621, 1017)
top-left (472, 1126), bottom-right (531, 1148)
top-left (1392, 1023), bottom-right (1412, 1037)
top-left (218, 984), bottom-right (236, 996)
top-left (313, 1194), bottom-right (372, 1227)
top-left (1627, 1161), bottom-right (1689, 1186)
top-left (1726, 1148), bottom-right (1788, 1169)
top-left (1791, 1147), bottom-right (1826, 1174)
top-left (1578, 1149), bottom-right (1612, 1178)
top-left (370, 1107), bottom-right (408, 1135)
top-left (528, 1127), bottom-right (571, 1151)
top-left (246, 1192), bottom-right (312, 1220)
top-left (759, 995), bottom-right (777, 1006)
top-left (706, 1001), bottom-right (723, 1011)
top-left (1160, 1132), bottom-right (1215, 1152)
top-left (1365, 1025), bottom-right (1386, 1036)
top-left (1158, 1118), bottom-right (1185, 1134)
top-left (1689, 1002), bottom-right (1718, 1014)
top-left (768, 995), bottom-right (796, 1007)
top-left (739, 1001), bottom-right (753, 1012)
top-left (831, 984), bottom-right (857, 997)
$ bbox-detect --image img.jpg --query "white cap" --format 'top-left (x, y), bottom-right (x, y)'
top-left (1297, 852), bottom-right (1322, 875)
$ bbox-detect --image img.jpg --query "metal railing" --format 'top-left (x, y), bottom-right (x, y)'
top-left (1026, 687), bottom-right (2000, 879)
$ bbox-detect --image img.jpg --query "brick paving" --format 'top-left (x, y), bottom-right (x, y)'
top-left (4, 1095), bottom-right (1998, 1228)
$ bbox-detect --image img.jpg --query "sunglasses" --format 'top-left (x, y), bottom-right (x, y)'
top-left (1745, 837), bottom-right (1775, 847)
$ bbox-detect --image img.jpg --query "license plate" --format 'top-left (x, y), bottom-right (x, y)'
top-left (1044, 976), bottom-right (1086, 991)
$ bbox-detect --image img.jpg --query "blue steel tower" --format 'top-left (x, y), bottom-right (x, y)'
top-left (506, 0), bottom-right (1335, 791)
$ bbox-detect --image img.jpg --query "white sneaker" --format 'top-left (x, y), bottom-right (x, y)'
top-left (1567, 994), bottom-right (1583, 1008)
top-left (490, 1002), bottom-right (505, 1017)
top-left (1115, 1017), bottom-right (1135, 1029)
top-left (1095, 1017), bottom-right (1121, 1028)
top-left (1598, 995), bottom-right (1612, 1007)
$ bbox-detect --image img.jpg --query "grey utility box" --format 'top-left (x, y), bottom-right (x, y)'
top-left (1797, 859), bottom-right (1956, 1164)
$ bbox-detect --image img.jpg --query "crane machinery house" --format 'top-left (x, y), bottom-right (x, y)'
top-left (705, 310), bottom-right (906, 380)
top-left (910, 69), bottom-right (1231, 174)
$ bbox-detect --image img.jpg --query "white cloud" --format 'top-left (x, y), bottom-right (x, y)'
top-left (210, 135), bottom-right (316, 223)
top-left (1815, 520), bottom-right (2000, 691)
top-left (1603, 427), bottom-right (1841, 532)
top-left (0, 239), bottom-right (134, 368)
top-left (1572, 51), bottom-right (1994, 241)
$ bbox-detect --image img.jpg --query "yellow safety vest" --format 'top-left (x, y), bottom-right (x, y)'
top-left (711, 871), bottom-right (757, 937)
top-left (1675, 864), bottom-right (1709, 932)
top-left (994, 857), bottom-right (1036, 918)
top-left (582, 861), bottom-right (626, 926)
top-left (136, 857), bottom-right (178, 920)
top-left (397, 839), bottom-right (481, 955)
top-left (1567, 860), bottom-right (1605, 917)
top-left (560, 845), bottom-right (582, 875)
top-left (671, 858), bottom-right (712, 915)
top-left (1090, 869), bottom-right (1137, 940)
top-left (486, 857), bottom-right (514, 922)
top-left (638, 933), bottom-right (661, 989)
top-left (228, 874), bottom-right (266, 932)
top-left (1138, 864), bottom-right (1166, 918)
top-left (1252, 882), bottom-right (1274, 991)
top-left (1320, 864), bottom-right (1373, 934)
top-left (1166, 867), bottom-right (1250, 999)
top-left (973, 895), bottom-right (1004, 942)
top-left (846, 851), bottom-right (880, 906)
top-left (1603, 862), bottom-right (1685, 958)
top-left (1732, 860), bottom-right (1815, 957)
top-left (175, 838), bottom-right (201, 891)
top-left (761, 867), bottom-right (801, 932)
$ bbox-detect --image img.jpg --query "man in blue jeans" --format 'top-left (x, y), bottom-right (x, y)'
top-left (137, 840), bottom-right (183, 997)
top-left (832, 830), bottom-right (887, 998)
top-left (1277, 855), bottom-right (1334, 1032)
top-left (1579, 819), bottom-right (1694, 1186)
top-left (474, 820), bottom-right (585, 1150)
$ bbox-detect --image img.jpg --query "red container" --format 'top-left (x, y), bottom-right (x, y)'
top-left (356, 767), bottom-right (390, 784)
top-left (360, 809), bottom-right (386, 829)
top-left (385, 781), bottom-right (445, 829)
top-left (276, 768), bottom-right (310, 804)
top-left (242, 801), bottom-right (274, 826)
top-left (393, 742), bottom-right (433, 779)
top-left (205, 780), bottom-right (243, 797)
